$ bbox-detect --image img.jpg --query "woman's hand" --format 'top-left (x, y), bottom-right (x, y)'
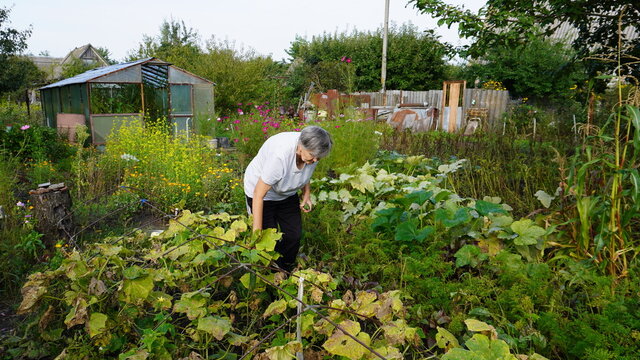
top-left (300, 196), bottom-right (313, 213)
top-left (300, 182), bottom-right (312, 213)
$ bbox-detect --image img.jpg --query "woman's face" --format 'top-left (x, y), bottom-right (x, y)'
top-left (297, 145), bottom-right (318, 165)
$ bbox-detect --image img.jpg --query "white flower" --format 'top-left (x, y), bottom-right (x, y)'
top-left (120, 153), bottom-right (139, 162)
top-left (374, 131), bottom-right (383, 136)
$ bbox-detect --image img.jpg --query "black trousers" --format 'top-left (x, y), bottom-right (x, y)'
top-left (246, 194), bottom-right (302, 272)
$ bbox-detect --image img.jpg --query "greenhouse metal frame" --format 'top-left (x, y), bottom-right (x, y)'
top-left (40, 57), bottom-right (215, 144)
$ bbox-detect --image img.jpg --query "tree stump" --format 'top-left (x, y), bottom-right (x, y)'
top-left (29, 182), bottom-right (74, 246)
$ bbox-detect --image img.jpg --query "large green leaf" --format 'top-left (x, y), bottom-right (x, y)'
top-left (88, 312), bottom-right (108, 338)
top-left (441, 334), bottom-right (516, 360)
top-left (475, 200), bottom-right (507, 216)
top-left (434, 207), bottom-right (471, 228)
top-left (122, 275), bottom-right (154, 304)
top-left (396, 190), bottom-right (432, 207)
top-left (454, 245), bottom-right (488, 268)
top-left (510, 219), bottom-right (546, 246)
top-left (394, 219), bottom-right (434, 242)
top-left (173, 292), bottom-right (208, 320)
top-left (197, 316), bottom-right (231, 340)
top-left (350, 172), bottom-right (375, 193)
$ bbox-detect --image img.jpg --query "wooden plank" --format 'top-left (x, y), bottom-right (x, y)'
top-left (448, 82), bottom-right (460, 132)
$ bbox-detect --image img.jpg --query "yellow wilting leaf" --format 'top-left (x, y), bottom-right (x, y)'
top-left (264, 341), bottom-right (302, 360)
top-left (352, 291), bottom-right (379, 317)
top-left (465, 319), bottom-right (498, 340)
top-left (381, 319), bottom-right (420, 346)
top-left (17, 272), bottom-right (48, 314)
top-left (64, 297), bottom-right (88, 328)
top-left (230, 219), bottom-right (248, 233)
top-left (263, 299), bottom-right (288, 318)
top-left (436, 326), bottom-right (460, 352)
top-left (365, 345), bottom-right (403, 360)
top-left (197, 316), bottom-right (231, 340)
top-left (323, 320), bottom-right (371, 360)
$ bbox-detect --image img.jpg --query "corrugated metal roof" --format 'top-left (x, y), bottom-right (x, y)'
top-left (39, 57), bottom-right (155, 89)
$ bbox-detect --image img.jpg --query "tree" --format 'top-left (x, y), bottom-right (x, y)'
top-left (407, 1), bottom-right (639, 77)
top-left (95, 46), bottom-right (117, 65)
top-left (129, 19), bottom-right (285, 114)
top-left (0, 6), bottom-right (30, 56)
top-left (0, 6), bottom-right (43, 96)
top-left (194, 38), bottom-right (286, 114)
top-left (463, 38), bottom-right (587, 101)
top-left (287, 23), bottom-right (450, 95)
top-left (130, 18), bottom-right (202, 69)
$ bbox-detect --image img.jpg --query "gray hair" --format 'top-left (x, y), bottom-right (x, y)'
top-left (299, 126), bottom-right (333, 158)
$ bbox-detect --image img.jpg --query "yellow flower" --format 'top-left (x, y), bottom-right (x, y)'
top-left (55, 244), bottom-right (62, 248)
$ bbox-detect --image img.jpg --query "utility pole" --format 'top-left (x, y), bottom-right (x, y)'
top-left (381, 0), bottom-right (390, 97)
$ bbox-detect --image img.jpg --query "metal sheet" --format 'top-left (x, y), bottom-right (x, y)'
top-left (40, 58), bottom-right (153, 89)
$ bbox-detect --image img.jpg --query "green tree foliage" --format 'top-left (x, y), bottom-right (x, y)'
top-left (0, 6), bottom-right (29, 56)
top-left (130, 19), bottom-right (288, 114)
top-left (0, 55), bottom-right (43, 95)
top-left (287, 23), bottom-right (450, 94)
top-left (407, 1), bottom-right (639, 76)
top-left (0, 6), bottom-right (44, 96)
top-left (131, 18), bottom-right (203, 69)
top-left (463, 38), bottom-right (587, 101)
top-left (60, 57), bottom-right (100, 79)
top-left (95, 46), bottom-right (116, 65)
top-left (193, 38), bottom-right (288, 114)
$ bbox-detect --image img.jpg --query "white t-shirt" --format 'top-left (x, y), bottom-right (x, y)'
top-left (244, 132), bottom-right (318, 201)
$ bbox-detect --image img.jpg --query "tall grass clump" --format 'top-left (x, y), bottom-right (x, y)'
top-left (383, 130), bottom-right (567, 216)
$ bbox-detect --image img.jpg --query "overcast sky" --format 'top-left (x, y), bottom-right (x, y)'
top-left (4, 0), bottom-right (482, 62)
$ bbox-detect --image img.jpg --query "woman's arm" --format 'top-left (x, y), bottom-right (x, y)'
top-left (252, 178), bottom-right (272, 231)
top-left (300, 182), bottom-right (312, 213)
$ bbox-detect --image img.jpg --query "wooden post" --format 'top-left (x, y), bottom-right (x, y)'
top-left (29, 183), bottom-right (74, 246)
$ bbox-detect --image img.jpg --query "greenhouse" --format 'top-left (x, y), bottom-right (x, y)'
top-left (39, 57), bottom-right (215, 144)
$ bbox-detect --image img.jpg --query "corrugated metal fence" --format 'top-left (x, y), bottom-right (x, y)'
top-left (354, 89), bottom-right (511, 128)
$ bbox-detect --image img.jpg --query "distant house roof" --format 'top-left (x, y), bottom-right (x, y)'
top-left (29, 44), bottom-right (109, 80)
top-left (61, 44), bottom-right (108, 66)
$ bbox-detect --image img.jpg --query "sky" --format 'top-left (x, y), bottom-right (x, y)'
top-left (4, 0), bottom-right (483, 62)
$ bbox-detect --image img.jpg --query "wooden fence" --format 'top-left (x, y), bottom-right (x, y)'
top-left (353, 89), bottom-right (512, 129)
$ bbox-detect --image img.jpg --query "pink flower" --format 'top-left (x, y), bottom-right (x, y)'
top-left (341, 56), bottom-right (346, 62)
top-left (237, 109), bottom-right (244, 115)
top-left (217, 117), bottom-right (222, 122)
top-left (233, 119), bottom-right (240, 124)
top-left (20, 125), bottom-right (30, 130)
top-left (234, 138), bottom-right (239, 143)
top-left (294, 128), bottom-right (301, 131)
top-left (237, 103), bottom-right (243, 106)
top-left (346, 58), bottom-right (352, 63)
top-left (243, 137), bottom-right (250, 141)
top-left (335, 125), bottom-right (341, 128)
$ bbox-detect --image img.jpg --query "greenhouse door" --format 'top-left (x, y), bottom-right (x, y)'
top-left (169, 84), bottom-right (193, 134)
